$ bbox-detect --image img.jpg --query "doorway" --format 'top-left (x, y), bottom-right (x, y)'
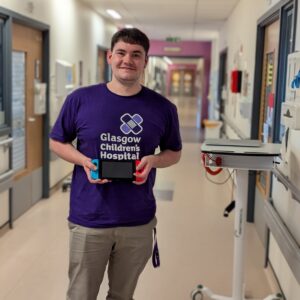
top-left (12, 22), bottom-right (44, 219)
top-left (96, 46), bottom-right (110, 83)
top-left (256, 19), bottom-right (280, 199)
top-left (218, 49), bottom-right (228, 116)
top-left (170, 69), bottom-right (195, 97)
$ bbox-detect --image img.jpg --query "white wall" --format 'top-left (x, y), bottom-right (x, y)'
top-left (269, 234), bottom-right (300, 299)
top-left (218, 0), bottom-right (279, 138)
top-left (0, 0), bottom-right (117, 187)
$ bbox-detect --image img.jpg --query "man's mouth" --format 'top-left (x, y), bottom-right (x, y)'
top-left (119, 66), bottom-right (136, 71)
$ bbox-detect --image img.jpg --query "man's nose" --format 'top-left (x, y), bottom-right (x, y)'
top-left (123, 54), bottom-right (133, 64)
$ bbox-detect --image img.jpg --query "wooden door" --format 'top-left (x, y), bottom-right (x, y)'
top-left (256, 19), bottom-right (280, 197)
top-left (12, 23), bottom-right (43, 180)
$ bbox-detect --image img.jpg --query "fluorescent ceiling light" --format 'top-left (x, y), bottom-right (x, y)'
top-left (125, 24), bottom-right (133, 28)
top-left (163, 56), bottom-right (173, 65)
top-left (106, 9), bottom-right (122, 20)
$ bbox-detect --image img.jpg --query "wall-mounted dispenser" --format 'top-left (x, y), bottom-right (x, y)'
top-left (279, 52), bottom-right (300, 177)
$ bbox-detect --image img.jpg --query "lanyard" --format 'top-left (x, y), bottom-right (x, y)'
top-left (152, 227), bottom-right (160, 268)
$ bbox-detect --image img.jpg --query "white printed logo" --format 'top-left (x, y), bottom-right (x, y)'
top-left (120, 113), bottom-right (143, 135)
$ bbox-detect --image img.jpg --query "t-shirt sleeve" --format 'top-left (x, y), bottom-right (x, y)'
top-left (160, 103), bottom-right (182, 152)
top-left (49, 94), bottom-right (78, 143)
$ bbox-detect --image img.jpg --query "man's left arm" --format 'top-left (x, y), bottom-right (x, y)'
top-left (134, 150), bottom-right (181, 184)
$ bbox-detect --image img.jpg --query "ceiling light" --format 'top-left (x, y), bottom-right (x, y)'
top-left (106, 9), bottom-right (122, 20)
top-left (125, 24), bottom-right (134, 28)
top-left (163, 56), bottom-right (173, 65)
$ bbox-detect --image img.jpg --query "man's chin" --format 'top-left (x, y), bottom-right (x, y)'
top-left (118, 76), bottom-right (139, 84)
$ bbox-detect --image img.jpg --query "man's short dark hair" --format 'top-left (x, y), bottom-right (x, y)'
top-left (111, 28), bottom-right (150, 55)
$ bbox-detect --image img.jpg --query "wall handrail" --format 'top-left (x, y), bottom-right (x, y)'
top-left (265, 200), bottom-right (300, 284)
top-left (0, 170), bottom-right (14, 183)
top-left (0, 137), bottom-right (13, 147)
top-left (272, 166), bottom-right (300, 204)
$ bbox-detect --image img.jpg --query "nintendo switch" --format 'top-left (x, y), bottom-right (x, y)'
top-left (90, 159), bottom-right (143, 182)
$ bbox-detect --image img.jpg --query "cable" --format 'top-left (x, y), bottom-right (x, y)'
top-left (204, 169), bottom-right (235, 185)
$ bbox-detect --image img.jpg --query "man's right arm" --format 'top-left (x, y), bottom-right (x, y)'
top-left (49, 139), bottom-right (109, 184)
top-left (49, 138), bottom-right (88, 166)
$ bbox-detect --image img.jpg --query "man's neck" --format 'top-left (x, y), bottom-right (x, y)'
top-left (107, 80), bottom-right (142, 96)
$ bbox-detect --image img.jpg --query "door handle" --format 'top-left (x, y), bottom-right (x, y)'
top-left (28, 117), bottom-right (36, 122)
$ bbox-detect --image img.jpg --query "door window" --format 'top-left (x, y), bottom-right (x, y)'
top-left (12, 51), bottom-right (26, 171)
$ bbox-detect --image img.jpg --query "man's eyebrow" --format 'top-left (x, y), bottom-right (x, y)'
top-left (115, 49), bottom-right (143, 54)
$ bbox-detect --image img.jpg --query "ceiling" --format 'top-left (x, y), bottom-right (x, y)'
top-left (80, 0), bottom-right (240, 41)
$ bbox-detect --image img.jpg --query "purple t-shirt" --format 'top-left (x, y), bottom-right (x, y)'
top-left (50, 83), bottom-right (182, 228)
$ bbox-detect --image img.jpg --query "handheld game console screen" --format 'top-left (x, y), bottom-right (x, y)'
top-left (101, 161), bottom-right (134, 179)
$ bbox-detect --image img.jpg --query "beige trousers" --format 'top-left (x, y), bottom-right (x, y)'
top-left (66, 218), bottom-right (156, 300)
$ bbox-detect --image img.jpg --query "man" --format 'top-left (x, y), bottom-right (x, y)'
top-left (50, 28), bottom-right (182, 300)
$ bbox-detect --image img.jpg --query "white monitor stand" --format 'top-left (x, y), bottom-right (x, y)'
top-left (191, 142), bottom-right (282, 300)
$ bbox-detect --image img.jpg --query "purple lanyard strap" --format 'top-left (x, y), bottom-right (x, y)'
top-left (152, 227), bottom-right (160, 268)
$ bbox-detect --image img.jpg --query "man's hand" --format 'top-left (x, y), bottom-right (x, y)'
top-left (133, 155), bottom-right (156, 185)
top-left (83, 158), bottom-right (111, 184)
top-left (133, 149), bottom-right (181, 185)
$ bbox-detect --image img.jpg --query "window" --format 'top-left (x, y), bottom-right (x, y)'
top-left (0, 19), bottom-right (4, 126)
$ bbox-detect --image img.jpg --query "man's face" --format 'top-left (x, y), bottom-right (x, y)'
top-left (107, 41), bottom-right (148, 85)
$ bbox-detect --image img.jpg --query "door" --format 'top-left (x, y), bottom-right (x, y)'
top-left (256, 19), bottom-right (280, 198)
top-left (218, 49), bottom-right (227, 115)
top-left (12, 22), bottom-right (43, 218)
top-left (170, 69), bottom-right (195, 97)
top-left (12, 22), bottom-right (43, 179)
top-left (258, 20), bottom-right (280, 143)
top-left (182, 70), bottom-right (194, 97)
top-left (97, 47), bottom-right (109, 83)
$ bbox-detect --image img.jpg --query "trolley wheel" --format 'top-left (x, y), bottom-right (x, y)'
top-left (191, 290), bottom-right (203, 300)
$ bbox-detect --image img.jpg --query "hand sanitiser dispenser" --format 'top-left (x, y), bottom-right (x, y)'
top-left (279, 52), bottom-right (300, 177)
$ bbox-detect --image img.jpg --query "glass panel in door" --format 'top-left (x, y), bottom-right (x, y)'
top-left (12, 51), bottom-right (26, 172)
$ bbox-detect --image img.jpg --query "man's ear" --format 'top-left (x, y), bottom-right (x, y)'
top-left (107, 50), bottom-right (112, 64)
top-left (144, 55), bottom-right (149, 68)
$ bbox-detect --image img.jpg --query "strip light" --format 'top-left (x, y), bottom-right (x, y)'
top-left (163, 56), bottom-right (173, 65)
top-left (106, 9), bottom-right (122, 20)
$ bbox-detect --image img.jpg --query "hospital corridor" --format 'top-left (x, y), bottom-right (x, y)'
top-left (0, 95), bottom-right (274, 300)
top-left (0, 0), bottom-right (300, 300)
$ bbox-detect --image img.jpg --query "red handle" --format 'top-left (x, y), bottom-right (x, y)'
top-left (201, 153), bottom-right (223, 176)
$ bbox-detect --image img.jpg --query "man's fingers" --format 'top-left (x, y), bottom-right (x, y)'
top-left (133, 179), bottom-right (146, 185)
top-left (97, 179), bottom-right (111, 184)
top-left (89, 178), bottom-right (111, 184)
top-left (136, 161), bottom-right (146, 171)
top-left (84, 160), bottom-right (97, 170)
